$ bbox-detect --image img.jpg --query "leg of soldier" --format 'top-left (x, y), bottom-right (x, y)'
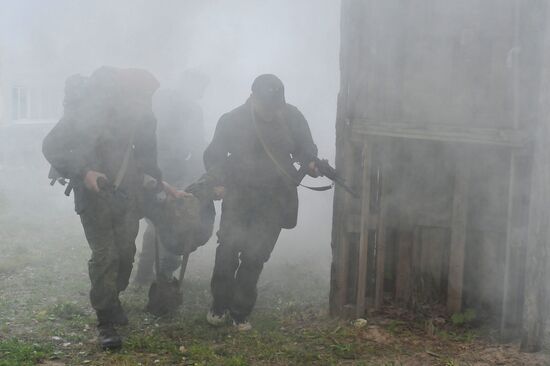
top-left (78, 195), bottom-right (124, 349)
top-left (113, 205), bottom-right (140, 294)
top-left (230, 216), bottom-right (281, 323)
top-left (134, 220), bottom-right (156, 284)
top-left (79, 198), bottom-right (120, 323)
top-left (210, 197), bottom-right (247, 316)
top-left (158, 240), bottom-right (182, 279)
top-left (211, 241), bottom-right (240, 315)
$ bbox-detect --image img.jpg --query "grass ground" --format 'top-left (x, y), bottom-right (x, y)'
top-left (0, 175), bottom-right (549, 365)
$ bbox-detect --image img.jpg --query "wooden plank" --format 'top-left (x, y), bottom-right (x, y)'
top-left (395, 230), bottom-right (413, 303)
top-left (350, 120), bottom-right (527, 147)
top-left (346, 214), bottom-right (362, 234)
top-left (346, 213), bottom-right (380, 233)
top-left (356, 141), bottom-right (372, 318)
top-left (447, 158), bottom-right (470, 314)
top-left (375, 169), bottom-right (388, 310)
top-left (329, 0), bottom-right (362, 315)
top-left (500, 151), bottom-right (523, 339)
top-left (420, 227), bottom-right (448, 303)
top-left (521, 142), bottom-right (549, 352)
top-left (411, 226), bottom-right (423, 308)
top-left (412, 213), bottom-right (451, 229)
top-left (332, 141), bottom-right (356, 316)
top-left (346, 236), bottom-right (360, 307)
top-left (520, 0), bottom-right (550, 352)
top-left (330, 98), bottom-right (357, 316)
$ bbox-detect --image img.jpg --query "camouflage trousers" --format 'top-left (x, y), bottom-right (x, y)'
top-left (135, 220), bottom-right (183, 283)
top-left (135, 179), bottom-right (188, 284)
top-left (79, 195), bottom-right (140, 315)
top-left (211, 190), bottom-right (282, 322)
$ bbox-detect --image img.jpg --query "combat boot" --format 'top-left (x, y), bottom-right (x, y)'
top-left (98, 324), bottom-right (122, 350)
top-left (231, 313), bottom-right (252, 332)
top-left (233, 319), bottom-right (252, 332)
top-left (206, 308), bottom-right (227, 326)
top-left (112, 303), bottom-right (129, 326)
top-left (97, 310), bottom-right (122, 350)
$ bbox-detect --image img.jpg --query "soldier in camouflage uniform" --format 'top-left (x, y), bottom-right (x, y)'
top-left (135, 70), bottom-right (209, 284)
top-left (43, 67), bottom-right (172, 350)
top-left (203, 74), bottom-right (320, 331)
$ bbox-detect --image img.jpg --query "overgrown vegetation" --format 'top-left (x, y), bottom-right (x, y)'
top-left (0, 201), bottom-right (548, 365)
top-left (450, 308), bottom-right (477, 327)
top-left (0, 339), bottom-right (52, 366)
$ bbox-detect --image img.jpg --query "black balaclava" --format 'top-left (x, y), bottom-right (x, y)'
top-left (251, 74), bottom-right (285, 109)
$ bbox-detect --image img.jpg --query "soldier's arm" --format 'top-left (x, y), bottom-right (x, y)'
top-left (288, 107), bottom-right (318, 165)
top-left (134, 115), bottom-right (162, 182)
top-left (203, 114), bottom-right (231, 180)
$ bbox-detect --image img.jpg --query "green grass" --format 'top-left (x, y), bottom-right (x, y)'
top-left (49, 302), bottom-right (87, 321)
top-left (450, 308), bottom-right (477, 327)
top-left (0, 338), bottom-right (53, 366)
top-left (0, 195), bottom-right (548, 365)
top-left (386, 320), bottom-right (407, 335)
top-left (0, 242), bottom-right (34, 275)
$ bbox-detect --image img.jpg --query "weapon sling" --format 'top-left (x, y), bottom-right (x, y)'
top-left (249, 102), bottom-right (333, 192)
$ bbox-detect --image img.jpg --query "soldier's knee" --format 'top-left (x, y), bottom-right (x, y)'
top-left (216, 241), bottom-right (234, 256)
top-left (241, 246), bottom-right (272, 266)
top-left (213, 248), bottom-right (239, 274)
top-left (239, 256), bottom-right (265, 273)
top-left (89, 246), bottom-right (119, 269)
top-left (122, 243), bottom-right (137, 262)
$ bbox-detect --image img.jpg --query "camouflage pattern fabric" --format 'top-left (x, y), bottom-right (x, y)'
top-left (79, 193), bottom-right (140, 313)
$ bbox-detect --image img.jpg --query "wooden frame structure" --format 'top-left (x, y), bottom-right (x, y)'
top-left (330, 0), bottom-right (550, 351)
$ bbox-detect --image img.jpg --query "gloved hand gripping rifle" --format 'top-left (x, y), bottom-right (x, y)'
top-left (296, 154), bottom-right (358, 197)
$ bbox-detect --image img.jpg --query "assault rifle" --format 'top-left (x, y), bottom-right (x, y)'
top-left (48, 166), bottom-right (74, 196)
top-left (297, 155), bottom-right (358, 198)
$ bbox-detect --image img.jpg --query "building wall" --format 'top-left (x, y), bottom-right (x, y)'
top-left (0, 55), bottom-right (4, 126)
top-left (0, 65), bottom-right (61, 168)
top-left (331, 0), bottom-right (548, 325)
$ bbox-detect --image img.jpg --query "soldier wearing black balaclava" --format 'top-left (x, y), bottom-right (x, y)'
top-left (203, 74), bottom-right (319, 330)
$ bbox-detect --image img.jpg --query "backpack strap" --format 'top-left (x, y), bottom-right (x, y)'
top-left (113, 129), bottom-right (136, 190)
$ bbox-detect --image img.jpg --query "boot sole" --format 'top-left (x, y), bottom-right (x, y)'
top-left (101, 340), bottom-right (122, 351)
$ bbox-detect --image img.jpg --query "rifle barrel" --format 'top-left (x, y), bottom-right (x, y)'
top-left (335, 178), bottom-right (358, 197)
top-left (314, 157), bottom-right (358, 197)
